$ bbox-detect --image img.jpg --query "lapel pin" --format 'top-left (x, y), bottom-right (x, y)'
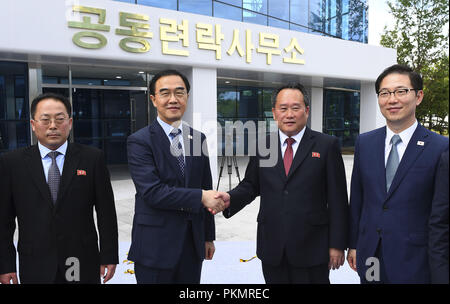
top-left (417, 141), bottom-right (424, 146)
top-left (77, 169), bottom-right (87, 176)
top-left (312, 152), bottom-right (321, 158)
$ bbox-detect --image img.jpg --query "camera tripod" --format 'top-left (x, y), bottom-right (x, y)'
top-left (216, 156), bottom-right (241, 191)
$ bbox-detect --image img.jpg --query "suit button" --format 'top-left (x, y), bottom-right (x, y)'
top-left (376, 228), bottom-right (382, 234)
top-left (284, 190), bottom-right (288, 195)
top-left (383, 206), bottom-right (388, 211)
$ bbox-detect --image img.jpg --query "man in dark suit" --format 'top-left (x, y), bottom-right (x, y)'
top-left (0, 93), bottom-right (118, 284)
top-left (127, 69), bottom-right (223, 284)
top-left (215, 82), bottom-right (349, 284)
top-left (429, 150), bottom-right (449, 284)
top-left (347, 64), bottom-right (449, 284)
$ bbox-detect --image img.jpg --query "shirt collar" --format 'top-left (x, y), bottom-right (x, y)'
top-left (38, 140), bottom-right (68, 159)
top-left (157, 116), bottom-right (183, 138)
top-left (386, 120), bottom-right (418, 147)
top-left (279, 126), bottom-right (306, 145)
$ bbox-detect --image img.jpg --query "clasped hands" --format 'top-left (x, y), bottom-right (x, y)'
top-left (201, 190), bottom-right (230, 215)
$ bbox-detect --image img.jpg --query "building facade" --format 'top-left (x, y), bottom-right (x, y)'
top-left (0, 0), bottom-right (394, 178)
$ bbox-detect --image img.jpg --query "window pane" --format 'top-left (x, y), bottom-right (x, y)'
top-left (238, 87), bottom-right (259, 118)
top-left (342, 14), bottom-right (349, 40)
top-left (268, 17), bottom-right (289, 30)
top-left (218, 87), bottom-right (238, 118)
top-left (290, 23), bottom-right (309, 33)
top-left (214, 2), bottom-right (242, 21)
top-left (179, 0), bottom-right (212, 16)
top-left (348, 0), bottom-right (366, 42)
top-left (329, 17), bottom-right (337, 36)
top-left (243, 10), bottom-right (267, 25)
top-left (137, 0), bottom-right (177, 9)
top-left (0, 122), bottom-right (30, 151)
top-left (243, 0), bottom-right (267, 14)
top-left (0, 61), bottom-right (29, 153)
top-left (290, 0), bottom-right (308, 26)
top-left (323, 89), bottom-right (360, 147)
top-left (309, 0), bottom-right (325, 32)
top-left (342, 0), bottom-right (349, 13)
top-left (218, 0), bottom-right (242, 6)
top-left (268, 0), bottom-right (288, 20)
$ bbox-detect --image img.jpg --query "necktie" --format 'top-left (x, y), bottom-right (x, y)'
top-left (47, 151), bottom-right (61, 204)
top-left (169, 128), bottom-right (185, 178)
top-left (283, 137), bottom-right (295, 176)
top-left (386, 134), bottom-right (402, 191)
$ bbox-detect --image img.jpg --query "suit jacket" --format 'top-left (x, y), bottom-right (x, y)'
top-left (224, 127), bottom-right (349, 267)
top-left (0, 143), bottom-right (118, 284)
top-left (127, 121), bottom-right (215, 269)
top-left (428, 150), bottom-right (449, 284)
top-left (349, 124), bottom-right (449, 283)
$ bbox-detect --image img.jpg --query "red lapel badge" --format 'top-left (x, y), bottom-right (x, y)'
top-left (77, 169), bottom-right (87, 176)
top-left (312, 152), bottom-right (321, 158)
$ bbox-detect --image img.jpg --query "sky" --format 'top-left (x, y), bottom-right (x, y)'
top-left (367, 0), bottom-right (396, 46)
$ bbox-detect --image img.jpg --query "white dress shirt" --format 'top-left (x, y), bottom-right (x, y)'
top-left (279, 126), bottom-right (306, 159)
top-left (385, 120), bottom-right (418, 166)
top-left (157, 116), bottom-right (186, 160)
top-left (38, 140), bottom-right (68, 182)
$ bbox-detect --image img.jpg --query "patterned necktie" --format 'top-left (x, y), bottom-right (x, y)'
top-left (386, 134), bottom-right (402, 192)
top-left (283, 137), bottom-right (295, 176)
top-left (47, 151), bottom-right (61, 204)
top-left (169, 128), bottom-right (185, 178)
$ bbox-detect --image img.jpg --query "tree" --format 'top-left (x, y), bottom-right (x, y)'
top-left (380, 0), bottom-right (449, 134)
top-left (421, 55), bottom-right (449, 134)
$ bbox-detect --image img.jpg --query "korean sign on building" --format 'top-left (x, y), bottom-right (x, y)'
top-left (0, 0), bottom-right (396, 81)
top-left (67, 4), bottom-right (305, 66)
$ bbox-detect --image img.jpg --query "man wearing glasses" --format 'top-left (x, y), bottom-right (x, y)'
top-left (347, 64), bottom-right (448, 283)
top-left (215, 82), bottom-right (349, 283)
top-left (127, 70), bottom-right (222, 283)
top-left (0, 93), bottom-right (118, 284)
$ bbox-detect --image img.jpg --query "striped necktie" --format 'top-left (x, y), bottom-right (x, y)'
top-left (47, 151), bottom-right (61, 204)
top-left (169, 128), bottom-right (185, 178)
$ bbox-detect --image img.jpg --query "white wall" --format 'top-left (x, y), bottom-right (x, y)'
top-left (0, 0), bottom-right (396, 82)
top-left (360, 81), bottom-right (385, 133)
top-left (184, 67), bottom-right (218, 180)
top-left (310, 87), bottom-right (324, 132)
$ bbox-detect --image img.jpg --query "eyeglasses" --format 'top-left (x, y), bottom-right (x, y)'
top-left (34, 117), bottom-right (69, 126)
top-left (155, 89), bottom-right (187, 101)
top-left (275, 106), bottom-right (305, 113)
top-left (377, 88), bottom-right (417, 100)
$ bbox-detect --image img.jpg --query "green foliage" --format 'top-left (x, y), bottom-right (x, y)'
top-left (380, 0), bottom-right (449, 134)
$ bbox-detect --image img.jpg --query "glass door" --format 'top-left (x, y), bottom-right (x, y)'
top-left (72, 88), bottom-right (136, 164)
top-left (41, 64), bottom-right (153, 164)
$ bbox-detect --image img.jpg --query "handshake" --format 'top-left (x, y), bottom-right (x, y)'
top-left (201, 190), bottom-right (230, 215)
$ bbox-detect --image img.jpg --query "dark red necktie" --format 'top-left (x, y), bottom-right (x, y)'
top-left (284, 138), bottom-right (295, 176)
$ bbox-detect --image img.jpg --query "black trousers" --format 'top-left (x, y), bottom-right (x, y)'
top-left (262, 252), bottom-right (330, 284)
top-left (134, 222), bottom-right (203, 284)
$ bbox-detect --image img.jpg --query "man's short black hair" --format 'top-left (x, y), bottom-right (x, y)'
top-left (271, 82), bottom-right (310, 108)
top-left (375, 64), bottom-right (423, 93)
top-left (30, 92), bottom-right (72, 119)
top-left (149, 69), bottom-right (190, 96)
